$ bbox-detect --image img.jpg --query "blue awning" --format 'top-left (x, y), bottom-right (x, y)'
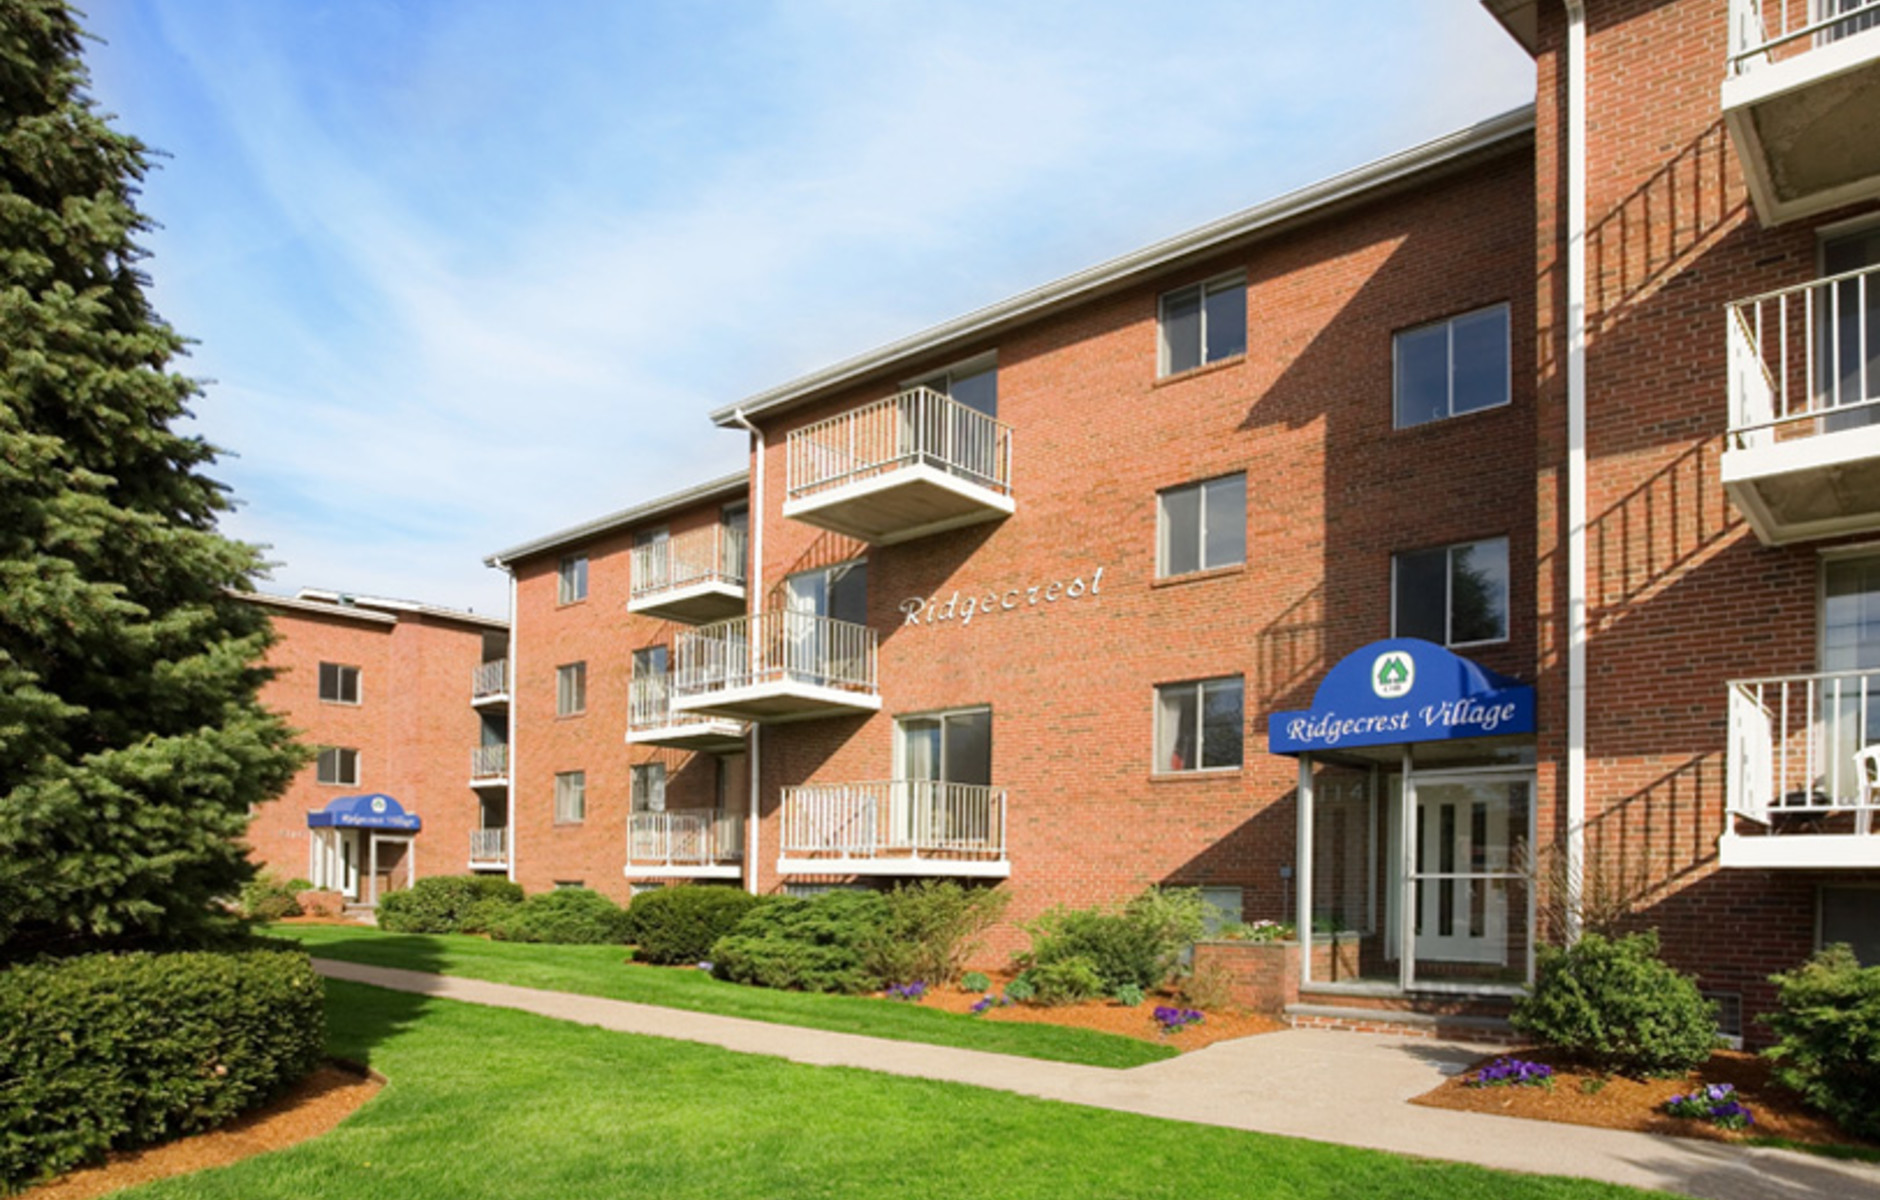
top-left (307, 793), bottom-right (421, 831)
top-left (1267, 638), bottom-right (1534, 755)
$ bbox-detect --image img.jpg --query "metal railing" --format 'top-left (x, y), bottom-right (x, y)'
top-left (1727, 262), bottom-right (1880, 448)
top-left (628, 672), bottom-right (735, 731)
top-left (469, 827), bottom-right (508, 863)
top-left (1726, 671), bottom-right (1880, 832)
top-left (673, 611), bottom-right (877, 699)
top-left (630, 524), bottom-right (748, 599)
top-left (1728, 0), bottom-right (1880, 75)
top-left (781, 781), bottom-right (1007, 860)
top-left (472, 658), bottom-right (508, 700)
top-left (786, 387), bottom-right (1014, 503)
top-left (627, 811), bottom-right (744, 866)
top-left (471, 744), bottom-right (509, 780)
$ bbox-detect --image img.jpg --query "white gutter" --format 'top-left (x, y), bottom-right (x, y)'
top-left (1564, 0), bottom-right (1588, 942)
top-left (506, 570), bottom-right (520, 885)
top-left (731, 408), bottom-right (764, 896)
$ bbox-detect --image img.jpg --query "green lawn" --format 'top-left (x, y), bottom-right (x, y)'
top-left (271, 923), bottom-right (1173, 1068)
top-left (115, 980), bottom-right (1670, 1200)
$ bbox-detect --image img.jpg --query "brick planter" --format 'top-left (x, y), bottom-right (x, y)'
top-left (1194, 935), bottom-right (1362, 1014)
top-left (295, 889), bottom-right (346, 918)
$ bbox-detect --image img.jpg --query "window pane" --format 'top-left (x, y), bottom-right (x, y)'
top-left (1395, 548), bottom-right (1449, 642)
top-left (943, 710), bottom-right (992, 786)
top-left (1204, 281), bottom-right (1247, 363)
top-left (948, 366), bottom-right (998, 418)
top-left (1160, 485), bottom-right (1201, 576)
top-left (1449, 539), bottom-right (1509, 644)
top-left (1162, 286), bottom-right (1202, 375)
top-left (633, 645), bottom-right (668, 676)
top-left (901, 718), bottom-right (940, 780)
top-left (319, 662), bottom-right (340, 701)
top-left (1157, 685), bottom-right (1199, 772)
top-left (1394, 323), bottom-right (1450, 427)
top-left (560, 555), bottom-right (589, 603)
top-left (1450, 307), bottom-right (1508, 416)
top-left (1821, 887), bottom-right (1880, 966)
top-left (1201, 678), bottom-right (1244, 769)
top-left (1202, 475), bottom-right (1247, 568)
top-left (829, 561), bottom-right (867, 625)
top-left (339, 667), bottom-right (358, 704)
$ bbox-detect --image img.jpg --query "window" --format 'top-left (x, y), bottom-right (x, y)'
top-left (316, 747), bottom-right (359, 786)
top-left (559, 554), bottom-right (589, 604)
top-left (1393, 538), bottom-right (1510, 647)
top-left (553, 880), bottom-right (587, 890)
top-left (1393, 304), bottom-right (1510, 427)
top-left (898, 708), bottom-right (992, 787)
top-left (912, 359), bottom-right (997, 418)
top-left (317, 662), bottom-right (360, 705)
top-left (554, 771), bottom-right (586, 824)
top-left (631, 763), bottom-right (667, 813)
top-left (556, 662), bottom-right (587, 716)
top-left (1200, 886), bottom-right (1245, 935)
top-left (1159, 275), bottom-right (1246, 375)
top-left (1819, 885), bottom-right (1880, 966)
top-left (1157, 474), bottom-right (1247, 577)
top-left (1155, 677), bottom-right (1244, 773)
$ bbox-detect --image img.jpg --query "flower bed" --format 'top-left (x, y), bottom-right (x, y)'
top-left (913, 972), bottom-right (1284, 1050)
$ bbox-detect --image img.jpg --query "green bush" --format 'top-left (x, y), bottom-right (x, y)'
top-left (627, 886), bottom-right (766, 965)
top-left (1028, 956), bottom-right (1105, 1006)
top-left (1003, 973), bottom-right (1036, 1003)
top-left (711, 890), bottom-right (890, 993)
top-left (961, 970), bottom-right (992, 993)
top-left (1764, 945), bottom-right (1880, 1140)
top-left (237, 872), bottom-right (311, 921)
top-left (1511, 931), bottom-right (1717, 1077)
top-left (0, 949), bottom-right (324, 1191)
top-left (460, 895), bottom-right (523, 936)
top-left (862, 881), bottom-right (1009, 986)
top-left (1026, 888), bottom-right (1205, 993)
top-left (377, 875), bottom-right (523, 934)
top-left (489, 888), bottom-right (632, 945)
top-left (1112, 983), bottom-right (1146, 1006)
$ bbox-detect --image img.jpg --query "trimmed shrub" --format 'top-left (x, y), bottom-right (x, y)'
top-left (1764, 945), bottom-right (1880, 1140)
top-left (961, 970), bottom-right (992, 993)
top-left (1026, 888), bottom-right (1206, 993)
top-left (237, 872), bottom-right (311, 922)
top-left (863, 881), bottom-right (1009, 986)
top-left (0, 949), bottom-right (324, 1191)
top-left (1028, 956), bottom-right (1104, 1006)
top-left (627, 886), bottom-right (766, 965)
top-left (378, 875), bottom-right (523, 934)
top-left (711, 890), bottom-right (890, 993)
top-left (1512, 931), bottom-right (1717, 1077)
top-left (489, 888), bottom-right (632, 945)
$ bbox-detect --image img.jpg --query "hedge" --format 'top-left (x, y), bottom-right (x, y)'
top-left (377, 875), bottom-right (524, 934)
top-left (711, 891), bottom-right (890, 993)
top-left (488, 887), bottom-right (632, 944)
top-left (626, 886), bottom-right (766, 965)
top-left (0, 949), bottom-right (325, 1191)
top-left (1764, 945), bottom-right (1880, 1140)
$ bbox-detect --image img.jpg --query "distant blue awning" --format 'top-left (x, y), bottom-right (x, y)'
top-left (1267, 638), bottom-right (1534, 755)
top-left (307, 793), bottom-right (421, 831)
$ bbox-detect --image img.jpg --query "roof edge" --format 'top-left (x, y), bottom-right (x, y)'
top-left (485, 469), bottom-right (750, 569)
top-left (289, 588), bottom-right (509, 630)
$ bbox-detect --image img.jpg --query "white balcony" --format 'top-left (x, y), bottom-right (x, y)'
top-left (471, 744), bottom-right (509, 786)
top-left (777, 781), bottom-right (1010, 877)
top-left (1722, 264), bottom-right (1880, 543)
top-left (1722, 671), bottom-right (1880, 867)
top-left (469, 827), bottom-right (509, 869)
top-left (625, 811), bottom-right (744, 879)
top-left (1723, 0), bottom-right (1880, 225)
top-left (784, 387), bottom-right (1015, 545)
top-left (471, 659), bottom-right (509, 709)
top-left (671, 611), bottom-right (881, 723)
top-left (627, 524), bottom-right (748, 624)
top-left (625, 673), bottom-right (747, 752)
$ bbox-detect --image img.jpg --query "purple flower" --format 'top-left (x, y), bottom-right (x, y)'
top-left (1470, 1058), bottom-right (1553, 1088)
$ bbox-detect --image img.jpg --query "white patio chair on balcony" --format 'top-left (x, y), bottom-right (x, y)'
top-left (1857, 744), bottom-right (1880, 832)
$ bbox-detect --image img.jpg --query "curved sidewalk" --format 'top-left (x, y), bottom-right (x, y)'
top-left (313, 958), bottom-right (1878, 1200)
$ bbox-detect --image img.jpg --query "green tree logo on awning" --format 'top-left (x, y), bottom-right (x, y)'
top-left (1372, 651), bottom-right (1415, 699)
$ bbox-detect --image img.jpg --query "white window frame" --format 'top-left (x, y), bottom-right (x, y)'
top-left (892, 705), bottom-right (994, 785)
top-left (1153, 676), bottom-right (1245, 774)
top-left (631, 762), bottom-right (667, 813)
top-left (316, 746), bottom-right (360, 787)
top-left (559, 554), bottom-right (589, 604)
top-left (1158, 273), bottom-right (1246, 377)
top-left (317, 662), bottom-right (361, 705)
top-left (1392, 303), bottom-right (1512, 428)
top-left (1390, 537), bottom-right (1512, 648)
top-left (557, 662), bottom-right (587, 717)
top-left (554, 770), bottom-right (586, 824)
top-left (1156, 473), bottom-right (1247, 578)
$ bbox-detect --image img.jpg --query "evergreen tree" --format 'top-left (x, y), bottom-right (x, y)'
top-left (0, 0), bottom-right (303, 960)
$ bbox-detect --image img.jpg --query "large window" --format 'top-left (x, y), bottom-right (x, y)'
top-left (1393, 537), bottom-right (1510, 647)
top-left (631, 763), bottom-right (667, 813)
top-left (318, 662), bottom-right (360, 705)
top-left (1158, 474), bottom-right (1247, 577)
top-left (1394, 304), bottom-right (1510, 428)
top-left (898, 708), bottom-right (992, 787)
top-left (558, 554), bottom-right (589, 604)
top-left (912, 359), bottom-right (997, 418)
top-left (1155, 677), bottom-right (1244, 773)
top-left (316, 747), bottom-right (359, 786)
top-left (1159, 275), bottom-right (1246, 376)
top-left (554, 771), bottom-right (586, 824)
top-left (557, 662), bottom-right (587, 716)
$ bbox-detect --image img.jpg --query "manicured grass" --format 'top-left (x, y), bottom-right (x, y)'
top-left (270, 923), bottom-right (1173, 1068)
top-left (118, 981), bottom-right (1671, 1200)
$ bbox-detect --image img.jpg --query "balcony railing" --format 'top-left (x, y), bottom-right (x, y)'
top-left (471, 744), bottom-right (509, 781)
top-left (626, 673), bottom-right (746, 748)
top-left (671, 611), bottom-right (879, 721)
top-left (469, 827), bottom-right (508, 865)
top-left (627, 811), bottom-right (744, 870)
top-left (472, 658), bottom-right (508, 702)
top-left (1728, 0), bottom-right (1880, 74)
top-left (627, 524), bottom-right (749, 623)
top-left (1723, 264), bottom-right (1880, 542)
top-left (779, 781), bottom-right (1009, 876)
top-left (1723, 670), bottom-right (1880, 867)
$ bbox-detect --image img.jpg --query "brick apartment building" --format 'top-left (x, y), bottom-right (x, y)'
top-left (256, 0), bottom-right (1880, 1038)
top-left (244, 590), bottom-right (511, 905)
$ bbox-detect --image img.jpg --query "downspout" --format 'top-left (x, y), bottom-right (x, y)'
top-left (1564, 0), bottom-right (1589, 943)
top-left (731, 408), bottom-right (764, 896)
top-left (506, 570), bottom-right (520, 885)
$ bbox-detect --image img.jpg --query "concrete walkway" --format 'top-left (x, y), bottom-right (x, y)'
top-left (313, 959), bottom-right (1878, 1200)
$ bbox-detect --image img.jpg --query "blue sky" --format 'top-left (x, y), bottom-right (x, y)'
top-left (81, 1), bottom-right (1533, 616)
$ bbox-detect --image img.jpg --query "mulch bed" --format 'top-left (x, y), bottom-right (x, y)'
top-left (912, 972), bottom-right (1287, 1049)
